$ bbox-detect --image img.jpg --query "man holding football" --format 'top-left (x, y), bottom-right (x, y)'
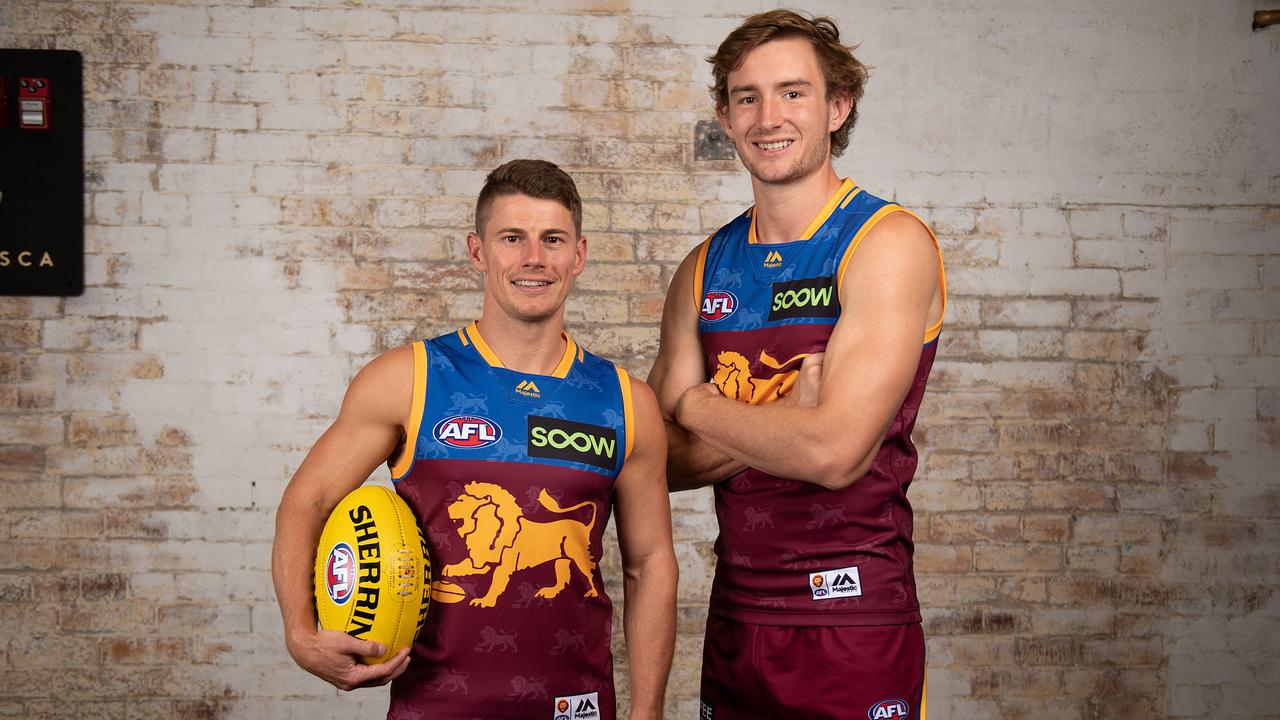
top-left (273, 159), bottom-right (677, 720)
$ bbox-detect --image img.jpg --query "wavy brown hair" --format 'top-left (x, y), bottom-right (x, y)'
top-left (475, 159), bottom-right (582, 236)
top-left (708, 9), bottom-right (870, 157)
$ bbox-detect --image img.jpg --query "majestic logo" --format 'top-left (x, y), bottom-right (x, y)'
top-left (439, 482), bottom-right (598, 607)
top-left (528, 416), bottom-right (617, 470)
top-left (325, 542), bottom-right (356, 605)
top-left (769, 276), bottom-right (837, 320)
top-left (700, 290), bottom-right (738, 322)
top-left (553, 691), bottom-right (600, 720)
top-left (712, 349), bottom-right (809, 404)
top-left (868, 699), bottom-right (909, 719)
top-left (763, 249), bottom-right (784, 268)
top-left (516, 379), bottom-right (541, 399)
top-left (810, 564), bottom-right (862, 601)
top-left (434, 415), bottom-right (502, 449)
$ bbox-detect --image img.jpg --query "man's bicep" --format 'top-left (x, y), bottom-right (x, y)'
top-left (816, 216), bottom-right (941, 456)
top-left (647, 245), bottom-right (708, 418)
top-left (613, 380), bottom-right (674, 560)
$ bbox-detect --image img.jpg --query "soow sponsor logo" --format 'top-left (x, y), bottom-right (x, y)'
top-left (528, 416), bottom-right (617, 470)
top-left (769, 276), bottom-right (838, 320)
top-left (701, 290), bottom-right (738, 322)
top-left (434, 415), bottom-right (502, 449)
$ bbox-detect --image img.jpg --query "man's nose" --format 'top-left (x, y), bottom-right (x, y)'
top-left (758, 96), bottom-right (783, 128)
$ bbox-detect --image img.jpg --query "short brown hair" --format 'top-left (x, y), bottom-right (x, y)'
top-left (709, 9), bottom-right (870, 157)
top-left (474, 159), bottom-right (583, 236)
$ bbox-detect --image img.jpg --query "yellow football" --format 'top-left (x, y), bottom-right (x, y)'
top-left (313, 485), bottom-right (430, 664)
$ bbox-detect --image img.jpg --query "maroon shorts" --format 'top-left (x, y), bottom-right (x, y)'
top-left (699, 616), bottom-right (926, 719)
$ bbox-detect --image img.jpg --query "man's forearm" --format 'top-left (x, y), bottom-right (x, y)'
top-left (272, 493), bottom-right (326, 653)
top-left (622, 552), bottom-right (677, 720)
top-left (665, 419), bottom-right (747, 491)
top-left (678, 387), bottom-right (867, 488)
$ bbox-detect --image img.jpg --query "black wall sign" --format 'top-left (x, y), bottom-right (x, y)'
top-left (0, 49), bottom-right (83, 296)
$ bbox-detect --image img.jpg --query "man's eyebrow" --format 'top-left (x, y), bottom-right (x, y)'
top-left (729, 79), bottom-right (813, 95)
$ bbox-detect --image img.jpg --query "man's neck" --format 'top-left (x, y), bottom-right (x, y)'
top-left (749, 165), bottom-right (845, 245)
top-left (474, 313), bottom-right (568, 375)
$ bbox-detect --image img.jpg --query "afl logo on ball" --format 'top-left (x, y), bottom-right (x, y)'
top-left (700, 291), bottom-right (738, 322)
top-left (325, 542), bottom-right (356, 605)
top-left (433, 416), bottom-right (502, 449)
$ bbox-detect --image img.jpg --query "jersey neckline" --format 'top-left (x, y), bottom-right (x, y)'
top-left (747, 177), bottom-right (861, 245)
top-left (457, 320), bottom-right (582, 379)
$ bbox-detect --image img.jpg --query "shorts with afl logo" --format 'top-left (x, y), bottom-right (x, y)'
top-left (699, 616), bottom-right (926, 719)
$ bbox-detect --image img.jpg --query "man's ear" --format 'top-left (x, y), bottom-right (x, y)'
top-left (572, 235), bottom-right (588, 277)
top-left (828, 90), bottom-right (852, 132)
top-left (716, 102), bottom-right (733, 135)
top-left (466, 232), bottom-right (485, 273)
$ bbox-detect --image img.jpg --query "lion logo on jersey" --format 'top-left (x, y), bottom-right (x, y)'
top-left (439, 481), bottom-right (599, 608)
top-left (713, 349), bottom-right (809, 404)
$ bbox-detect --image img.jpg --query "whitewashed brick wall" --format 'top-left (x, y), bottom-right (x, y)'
top-left (1, 1), bottom-right (1276, 718)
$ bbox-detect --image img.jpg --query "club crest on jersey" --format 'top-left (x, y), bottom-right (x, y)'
top-left (325, 542), bottom-right (356, 605)
top-left (869, 698), bottom-right (909, 719)
top-left (434, 415), bottom-right (502, 449)
top-left (553, 692), bottom-right (600, 720)
top-left (769, 276), bottom-right (838, 320)
top-left (809, 564), bottom-right (862, 600)
top-left (701, 290), bottom-right (738, 322)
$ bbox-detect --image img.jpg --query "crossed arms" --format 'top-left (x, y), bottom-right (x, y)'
top-left (647, 212), bottom-right (944, 491)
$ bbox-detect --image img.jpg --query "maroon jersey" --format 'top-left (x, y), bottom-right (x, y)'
top-left (695, 179), bottom-right (946, 626)
top-left (386, 324), bottom-right (635, 719)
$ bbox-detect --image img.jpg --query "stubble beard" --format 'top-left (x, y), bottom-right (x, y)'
top-left (739, 131), bottom-right (832, 186)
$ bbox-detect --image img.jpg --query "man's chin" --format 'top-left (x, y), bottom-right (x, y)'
top-left (742, 158), bottom-right (808, 186)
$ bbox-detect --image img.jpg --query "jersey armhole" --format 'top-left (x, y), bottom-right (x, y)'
top-left (691, 235), bottom-right (712, 309)
top-left (615, 365), bottom-right (635, 464)
top-left (389, 340), bottom-right (428, 481)
top-left (834, 206), bottom-right (947, 345)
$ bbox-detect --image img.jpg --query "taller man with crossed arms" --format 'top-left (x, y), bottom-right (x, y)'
top-left (648, 10), bottom-right (946, 719)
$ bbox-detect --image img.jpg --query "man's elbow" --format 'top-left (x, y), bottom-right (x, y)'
top-left (804, 445), bottom-right (876, 490)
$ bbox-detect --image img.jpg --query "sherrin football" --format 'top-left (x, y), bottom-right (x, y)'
top-left (313, 485), bottom-right (430, 664)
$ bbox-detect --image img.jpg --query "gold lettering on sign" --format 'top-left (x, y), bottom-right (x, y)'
top-left (0, 251), bottom-right (56, 268)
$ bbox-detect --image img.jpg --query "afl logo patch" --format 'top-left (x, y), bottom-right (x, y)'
top-left (433, 415), bottom-right (502, 449)
top-left (868, 699), bottom-right (909, 719)
top-left (325, 542), bottom-right (356, 605)
top-left (701, 290), bottom-right (738, 322)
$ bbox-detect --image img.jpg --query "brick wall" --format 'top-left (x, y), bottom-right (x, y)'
top-left (1, 2), bottom-right (1276, 718)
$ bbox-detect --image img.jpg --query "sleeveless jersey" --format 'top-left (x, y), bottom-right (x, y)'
top-left (387, 322), bottom-right (635, 720)
top-left (695, 178), bottom-right (946, 627)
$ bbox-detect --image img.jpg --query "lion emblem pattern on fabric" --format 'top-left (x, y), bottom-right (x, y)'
top-left (712, 349), bottom-right (808, 404)
top-left (435, 481), bottom-right (599, 608)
